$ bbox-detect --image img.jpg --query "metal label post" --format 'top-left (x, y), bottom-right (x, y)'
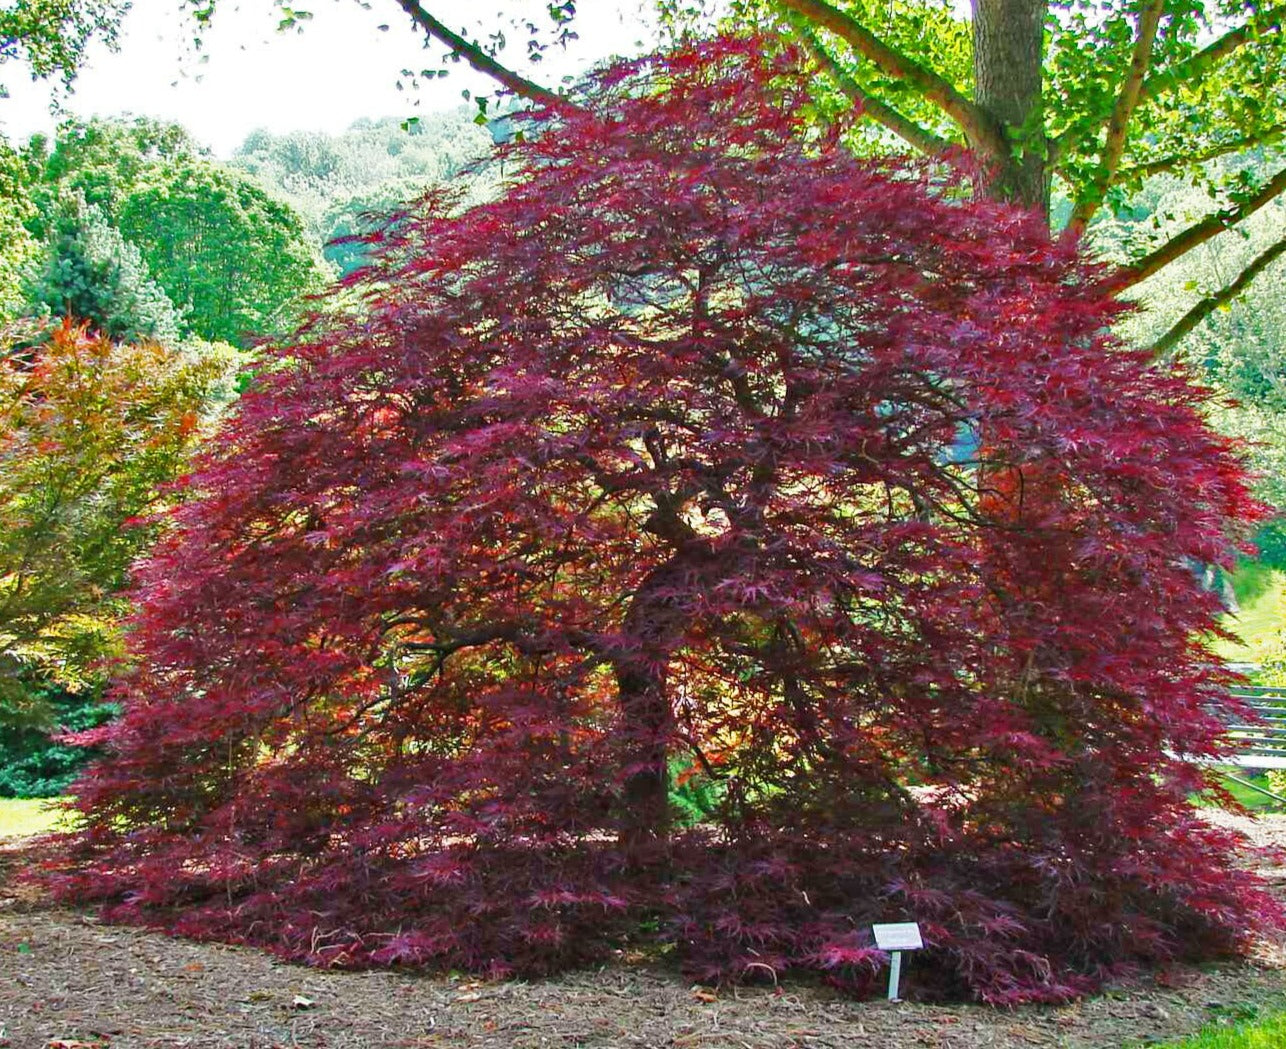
top-left (887, 950), bottom-right (903, 1001)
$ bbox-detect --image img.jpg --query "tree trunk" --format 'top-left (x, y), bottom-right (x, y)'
top-left (613, 559), bottom-right (688, 854)
top-left (971, 0), bottom-right (1050, 215)
top-left (615, 658), bottom-right (674, 851)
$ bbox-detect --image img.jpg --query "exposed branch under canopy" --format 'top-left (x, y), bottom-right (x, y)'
top-left (1068, 0), bottom-right (1166, 234)
top-left (1148, 234), bottom-right (1286, 359)
top-left (773, 0), bottom-right (1006, 156)
top-left (791, 14), bottom-right (953, 155)
top-left (1119, 166), bottom-right (1286, 289)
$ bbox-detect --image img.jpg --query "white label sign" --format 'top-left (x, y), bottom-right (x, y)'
top-left (872, 922), bottom-right (923, 951)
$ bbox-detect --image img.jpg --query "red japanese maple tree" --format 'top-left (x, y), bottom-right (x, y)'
top-left (52, 40), bottom-right (1280, 1003)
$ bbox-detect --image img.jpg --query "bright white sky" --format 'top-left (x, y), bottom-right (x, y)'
top-left (0, 0), bottom-right (659, 156)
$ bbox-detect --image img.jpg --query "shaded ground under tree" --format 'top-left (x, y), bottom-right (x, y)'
top-left (5, 810), bottom-right (1286, 1048)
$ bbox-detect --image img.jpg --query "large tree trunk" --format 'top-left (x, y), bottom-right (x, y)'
top-left (615, 657), bottom-right (674, 852)
top-left (971, 0), bottom-right (1050, 215)
top-left (613, 558), bottom-right (689, 854)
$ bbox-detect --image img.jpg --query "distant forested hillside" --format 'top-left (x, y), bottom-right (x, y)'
top-left (228, 109), bottom-right (494, 277)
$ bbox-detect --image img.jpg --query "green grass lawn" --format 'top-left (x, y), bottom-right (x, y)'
top-left (1196, 769), bottom-right (1286, 812)
top-left (1214, 562), bottom-right (1285, 661)
top-left (1155, 1011), bottom-right (1286, 1048)
top-left (0, 797), bottom-right (68, 838)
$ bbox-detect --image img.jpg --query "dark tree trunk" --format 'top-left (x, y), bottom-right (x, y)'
top-left (971, 0), bottom-right (1051, 215)
top-left (613, 558), bottom-right (689, 853)
top-left (615, 658), bottom-right (674, 851)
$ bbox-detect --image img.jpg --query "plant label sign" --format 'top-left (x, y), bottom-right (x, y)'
top-left (873, 922), bottom-right (923, 1001)
top-left (872, 923), bottom-right (923, 951)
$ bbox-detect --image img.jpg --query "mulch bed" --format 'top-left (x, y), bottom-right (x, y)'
top-left (3, 813), bottom-right (1285, 1049)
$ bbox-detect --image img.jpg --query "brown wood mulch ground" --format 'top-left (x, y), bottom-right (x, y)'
top-left (2, 812), bottom-right (1285, 1049)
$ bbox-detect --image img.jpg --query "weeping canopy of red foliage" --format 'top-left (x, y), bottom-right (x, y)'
top-left (51, 39), bottom-right (1280, 1004)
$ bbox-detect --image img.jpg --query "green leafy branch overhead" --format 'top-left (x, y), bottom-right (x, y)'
top-left (0, 0), bottom-right (127, 91)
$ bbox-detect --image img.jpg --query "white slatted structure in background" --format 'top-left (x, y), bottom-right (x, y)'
top-left (1224, 685), bottom-right (1286, 771)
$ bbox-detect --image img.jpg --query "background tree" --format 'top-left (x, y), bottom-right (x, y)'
top-left (117, 160), bottom-right (327, 345)
top-left (24, 117), bottom-right (201, 241)
top-left (0, 675), bottom-right (117, 796)
top-left (19, 119), bottom-right (325, 346)
top-left (0, 141), bottom-right (39, 323)
top-left (28, 193), bottom-right (184, 344)
top-left (0, 322), bottom-right (229, 726)
top-left (56, 43), bottom-right (1278, 1004)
